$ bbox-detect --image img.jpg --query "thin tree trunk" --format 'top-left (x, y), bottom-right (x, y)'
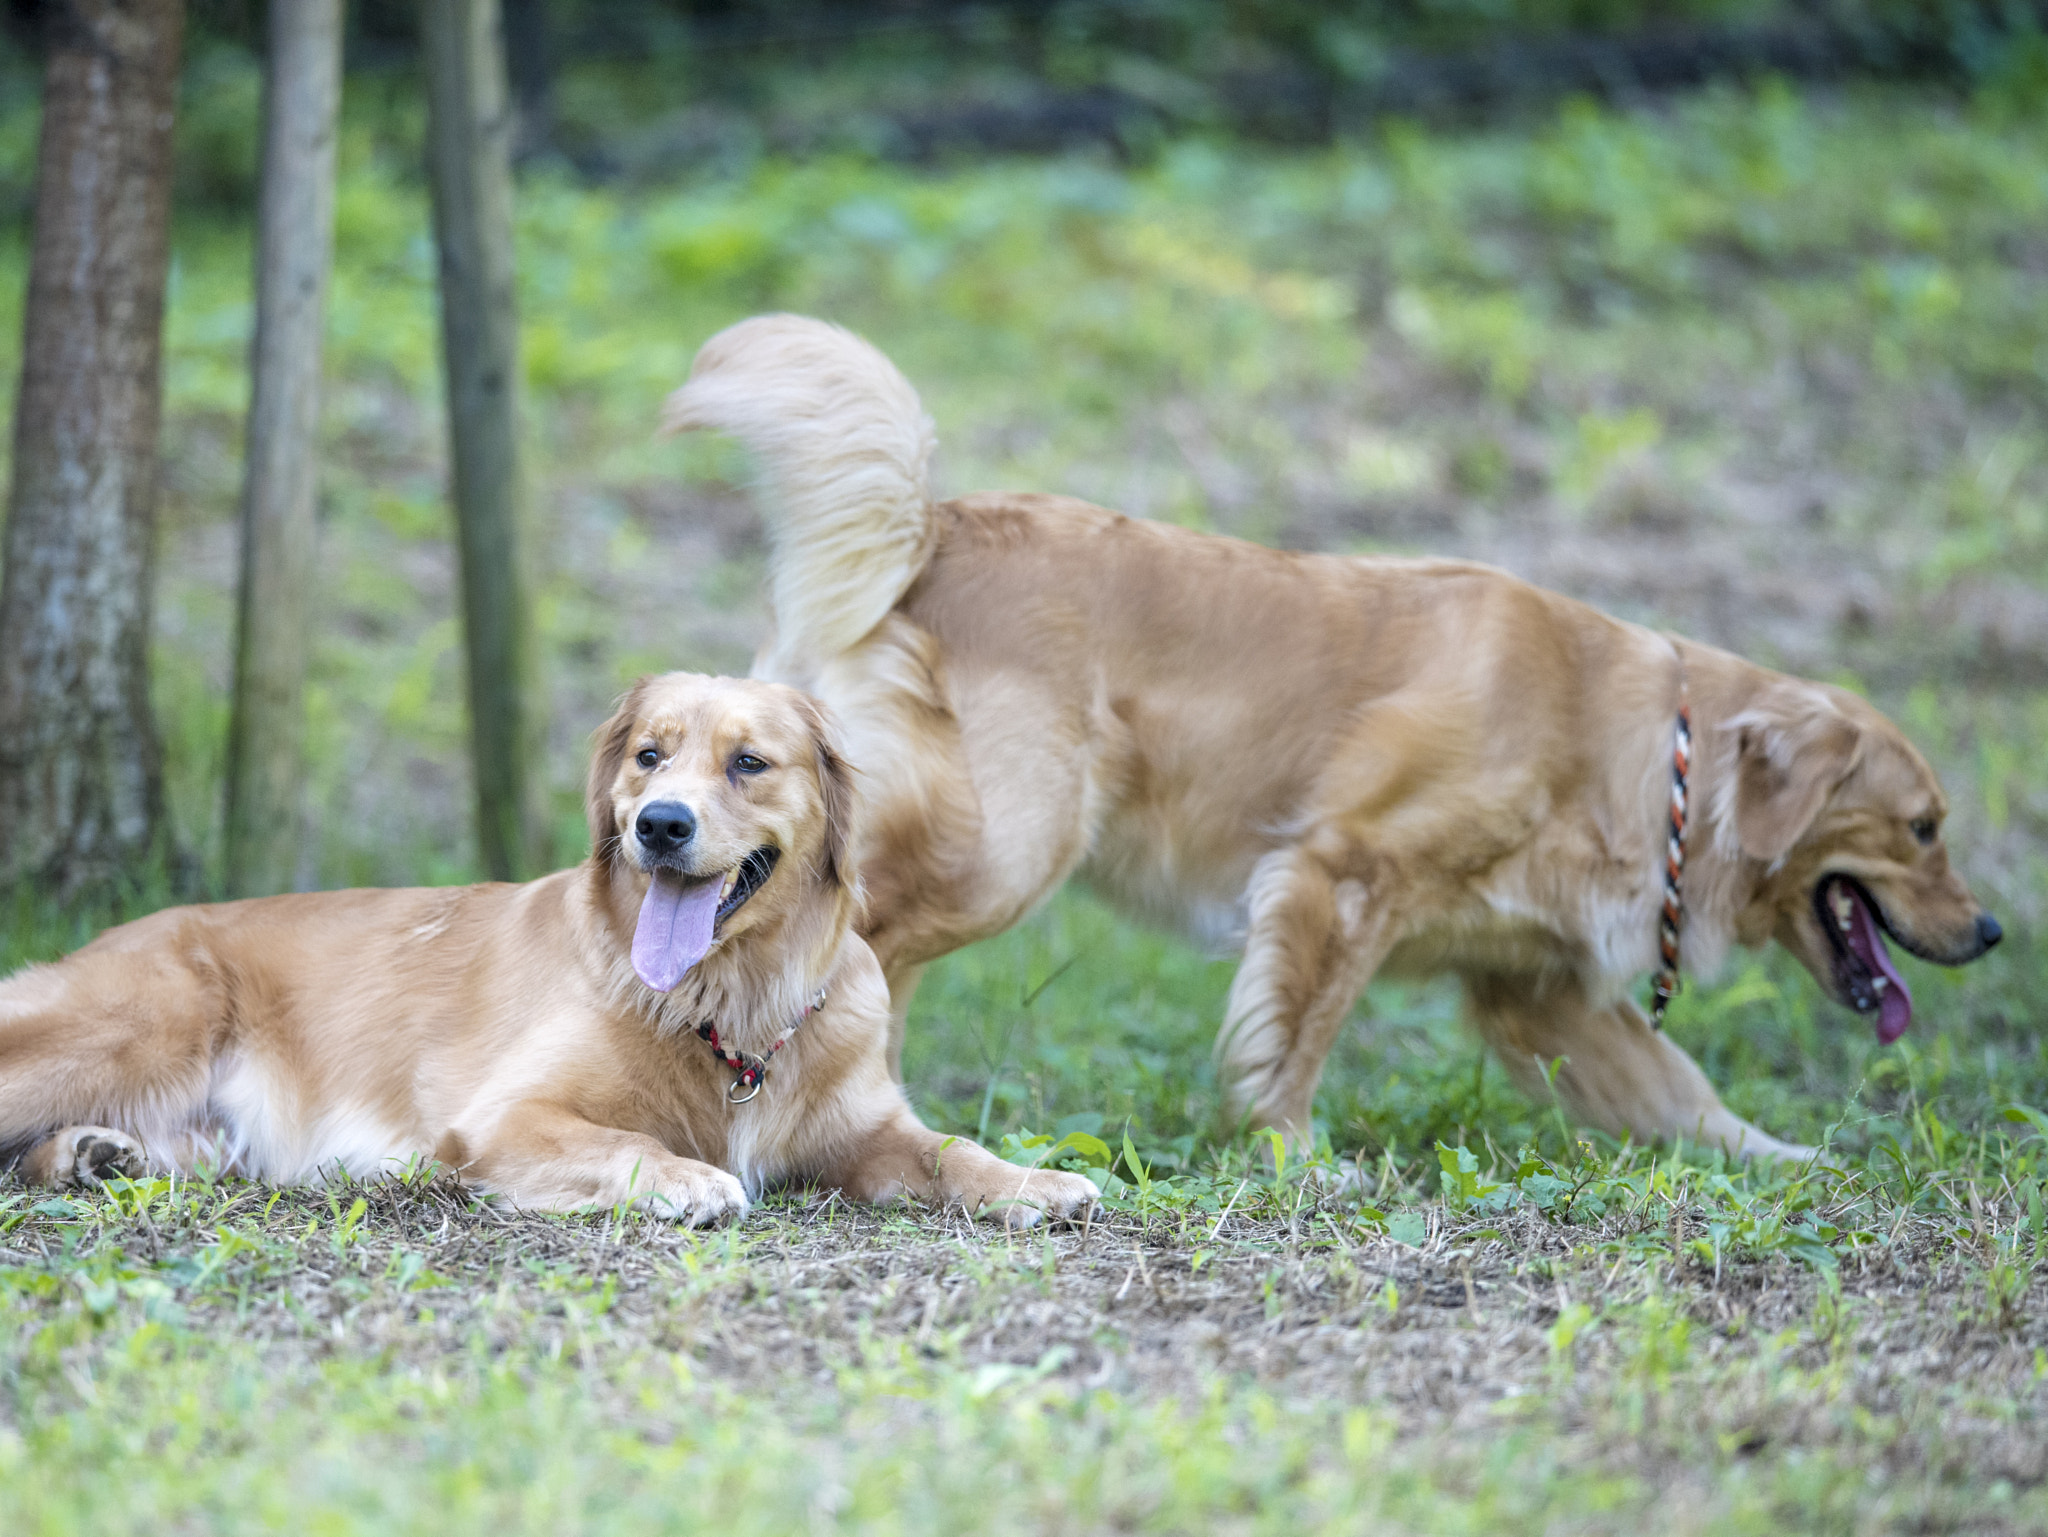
top-left (0, 0), bottom-right (186, 900)
top-left (501, 0), bottom-right (553, 163)
top-left (223, 0), bottom-right (344, 898)
top-left (422, 0), bottom-right (540, 882)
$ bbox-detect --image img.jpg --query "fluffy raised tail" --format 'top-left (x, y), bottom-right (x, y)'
top-left (661, 314), bottom-right (937, 681)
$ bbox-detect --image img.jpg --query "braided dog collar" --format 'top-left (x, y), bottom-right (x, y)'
top-left (1648, 671), bottom-right (1692, 1030)
top-left (696, 987), bottom-right (827, 1103)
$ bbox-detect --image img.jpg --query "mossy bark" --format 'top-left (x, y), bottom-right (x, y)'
top-left (0, 0), bottom-right (186, 898)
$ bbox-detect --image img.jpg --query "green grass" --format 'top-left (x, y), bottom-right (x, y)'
top-left (5, 1128), bottom-right (2047, 1533)
top-left (4, 53), bottom-right (2048, 1535)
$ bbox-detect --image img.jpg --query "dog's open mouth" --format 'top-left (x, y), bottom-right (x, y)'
top-left (632, 846), bottom-right (781, 993)
top-left (1815, 875), bottom-right (1913, 1045)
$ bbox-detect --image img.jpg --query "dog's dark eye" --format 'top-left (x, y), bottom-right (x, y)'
top-left (1910, 816), bottom-right (1938, 846)
top-left (733, 753), bottom-right (768, 775)
top-left (635, 748), bottom-right (660, 770)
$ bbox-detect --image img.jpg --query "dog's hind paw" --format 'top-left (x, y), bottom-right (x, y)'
top-left (23, 1126), bottom-right (147, 1188)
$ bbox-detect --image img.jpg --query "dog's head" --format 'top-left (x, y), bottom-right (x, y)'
top-left (1725, 681), bottom-right (2000, 1043)
top-left (587, 673), bottom-right (856, 993)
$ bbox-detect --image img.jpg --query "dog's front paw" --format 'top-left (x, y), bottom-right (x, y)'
top-left (24, 1126), bottom-right (147, 1188)
top-left (645, 1164), bottom-right (750, 1228)
top-left (988, 1168), bottom-right (1100, 1230)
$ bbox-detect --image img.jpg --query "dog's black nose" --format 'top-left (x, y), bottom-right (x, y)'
top-left (1977, 912), bottom-right (2003, 951)
top-left (635, 800), bottom-right (697, 856)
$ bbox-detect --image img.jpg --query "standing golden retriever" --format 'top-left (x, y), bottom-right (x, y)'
top-left (663, 314), bottom-right (2002, 1162)
top-left (0, 672), bottom-right (1098, 1227)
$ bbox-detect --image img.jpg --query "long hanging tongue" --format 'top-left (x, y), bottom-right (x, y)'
top-left (633, 870), bottom-right (725, 992)
top-left (1845, 887), bottom-right (1913, 1045)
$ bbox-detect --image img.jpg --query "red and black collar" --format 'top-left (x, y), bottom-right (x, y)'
top-left (1648, 672), bottom-right (1692, 1030)
top-left (694, 987), bottom-right (827, 1103)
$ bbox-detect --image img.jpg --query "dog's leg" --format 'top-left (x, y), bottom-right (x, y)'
top-left (459, 1103), bottom-right (750, 1225)
top-left (0, 950), bottom-right (215, 1175)
top-left (1216, 847), bottom-right (1397, 1153)
top-left (881, 959), bottom-right (927, 1083)
top-left (815, 1101), bottom-right (1099, 1229)
top-left (1464, 975), bottom-right (1816, 1162)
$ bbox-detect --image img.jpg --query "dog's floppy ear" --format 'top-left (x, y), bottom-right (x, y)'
top-left (795, 693), bottom-right (858, 889)
top-left (1729, 689), bottom-right (1862, 863)
top-left (586, 680), bottom-right (650, 865)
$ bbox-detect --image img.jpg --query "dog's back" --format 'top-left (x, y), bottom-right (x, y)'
top-left (0, 878), bottom-right (580, 1182)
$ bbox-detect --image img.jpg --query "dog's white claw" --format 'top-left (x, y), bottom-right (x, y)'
top-left (996, 1169), bottom-right (1101, 1229)
top-left (645, 1167), bottom-right (750, 1227)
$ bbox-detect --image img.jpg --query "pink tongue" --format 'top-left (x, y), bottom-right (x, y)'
top-left (632, 870), bottom-right (724, 992)
top-left (1846, 889), bottom-right (1913, 1045)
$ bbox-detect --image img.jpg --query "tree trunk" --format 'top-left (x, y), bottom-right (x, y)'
top-left (422, 0), bottom-right (541, 882)
top-left (222, 0), bottom-right (344, 898)
top-left (0, 0), bottom-right (186, 900)
top-left (501, 0), bottom-right (553, 163)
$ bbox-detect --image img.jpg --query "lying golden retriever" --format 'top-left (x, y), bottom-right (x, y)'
top-left (663, 314), bottom-right (2003, 1163)
top-left (0, 672), bottom-right (1098, 1226)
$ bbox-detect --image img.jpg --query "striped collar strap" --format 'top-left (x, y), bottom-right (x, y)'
top-left (695, 988), bottom-right (827, 1103)
top-left (1649, 674), bottom-right (1692, 1031)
